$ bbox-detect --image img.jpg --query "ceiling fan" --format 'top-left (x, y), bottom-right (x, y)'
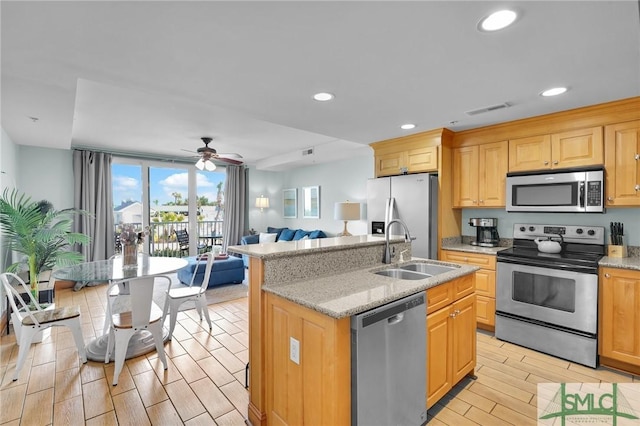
top-left (186, 137), bottom-right (243, 171)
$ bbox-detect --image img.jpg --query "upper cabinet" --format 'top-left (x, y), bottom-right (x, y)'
top-left (604, 120), bottom-right (640, 206)
top-left (370, 129), bottom-right (450, 178)
top-left (375, 146), bottom-right (438, 177)
top-left (453, 141), bottom-right (508, 208)
top-left (508, 126), bottom-right (603, 172)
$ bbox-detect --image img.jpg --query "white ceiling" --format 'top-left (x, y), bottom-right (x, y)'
top-left (2, 1), bottom-right (639, 171)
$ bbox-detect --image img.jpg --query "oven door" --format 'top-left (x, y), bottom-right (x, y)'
top-left (496, 261), bottom-right (598, 334)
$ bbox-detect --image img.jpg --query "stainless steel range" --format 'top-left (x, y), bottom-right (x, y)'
top-left (495, 223), bottom-right (605, 368)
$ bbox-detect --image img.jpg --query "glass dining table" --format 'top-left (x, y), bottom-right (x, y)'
top-left (53, 255), bottom-right (188, 361)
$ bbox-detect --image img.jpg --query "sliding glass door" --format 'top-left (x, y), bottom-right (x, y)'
top-left (112, 158), bottom-right (226, 257)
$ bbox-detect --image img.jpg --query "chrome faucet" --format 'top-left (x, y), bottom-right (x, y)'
top-left (384, 219), bottom-right (413, 264)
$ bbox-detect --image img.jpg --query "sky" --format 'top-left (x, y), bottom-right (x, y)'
top-left (112, 163), bottom-right (225, 207)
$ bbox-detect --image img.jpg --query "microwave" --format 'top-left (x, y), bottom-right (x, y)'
top-left (506, 166), bottom-right (604, 213)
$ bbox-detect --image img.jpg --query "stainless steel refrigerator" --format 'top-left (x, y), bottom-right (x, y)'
top-left (366, 173), bottom-right (438, 259)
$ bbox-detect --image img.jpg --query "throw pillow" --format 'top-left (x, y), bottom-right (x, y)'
top-left (259, 232), bottom-right (277, 243)
top-left (293, 229), bottom-right (310, 240)
top-left (267, 227), bottom-right (287, 240)
top-left (309, 230), bottom-right (327, 239)
top-left (279, 228), bottom-right (296, 241)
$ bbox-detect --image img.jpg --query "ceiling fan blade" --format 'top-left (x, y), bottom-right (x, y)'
top-left (216, 157), bottom-right (244, 165)
top-left (217, 152), bottom-right (243, 159)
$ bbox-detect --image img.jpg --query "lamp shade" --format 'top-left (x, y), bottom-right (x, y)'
top-left (334, 202), bottom-right (360, 221)
top-left (256, 196), bottom-right (270, 210)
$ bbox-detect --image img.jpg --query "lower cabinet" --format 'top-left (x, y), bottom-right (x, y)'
top-left (600, 267), bottom-right (640, 373)
top-left (441, 250), bottom-right (496, 330)
top-left (426, 274), bottom-right (476, 408)
top-left (264, 293), bottom-right (351, 426)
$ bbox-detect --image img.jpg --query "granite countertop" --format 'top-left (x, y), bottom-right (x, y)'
top-left (262, 259), bottom-right (479, 319)
top-left (599, 256), bottom-right (640, 271)
top-left (441, 243), bottom-right (508, 255)
top-left (228, 234), bottom-right (404, 260)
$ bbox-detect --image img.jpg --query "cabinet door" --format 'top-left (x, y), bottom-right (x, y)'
top-left (476, 295), bottom-right (496, 327)
top-left (509, 134), bottom-right (552, 172)
top-left (453, 146), bottom-right (479, 207)
top-left (426, 307), bottom-right (452, 408)
top-left (600, 268), bottom-right (640, 366)
top-left (376, 151), bottom-right (406, 177)
top-left (478, 141), bottom-right (508, 206)
top-left (475, 269), bottom-right (496, 297)
top-left (551, 126), bottom-right (603, 169)
top-left (407, 146), bottom-right (438, 173)
top-left (451, 294), bottom-right (477, 383)
top-left (605, 121), bottom-right (640, 206)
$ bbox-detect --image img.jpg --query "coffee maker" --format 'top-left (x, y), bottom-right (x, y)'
top-left (469, 218), bottom-right (499, 247)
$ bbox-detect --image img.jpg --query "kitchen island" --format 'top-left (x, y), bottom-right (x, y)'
top-left (228, 235), bottom-right (478, 425)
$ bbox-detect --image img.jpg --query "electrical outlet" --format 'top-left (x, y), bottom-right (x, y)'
top-left (290, 337), bottom-right (300, 364)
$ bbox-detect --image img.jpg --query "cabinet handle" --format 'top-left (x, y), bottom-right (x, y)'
top-left (553, 160), bottom-right (559, 165)
top-left (604, 273), bottom-right (610, 278)
top-left (472, 200), bottom-right (478, 204)
top-left (454, 309), bottom-right (461, 315)
top-left (479, 200), bottom-right (484, 204)
top-left (450, 312), bottom-right (456, 318)
top-left (635, 154), bottom-right (640, 161)
top-left (544, 161), bottom-right (549, 165)
top-left (607, 196), bottom-right (614, 201)
top-left (635, 185), bottom-right (640, 191)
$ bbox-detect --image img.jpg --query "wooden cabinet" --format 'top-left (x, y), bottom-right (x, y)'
top-left (440, 250), bottom-right (496, 330)
top-left (453, 141), bottom-right (508, 207)
top-left (604, 121), bottom-right (640, 206)
top-left (599, 267), bottom-right (640, 372)
top-left (426, 273), bottom-right (476, 408)
top-left (265, 293), bottom-right (351, 426)
top-left (375, 145), bottom-right (438, 177)
top-left (509, 126), bottom-right (603, 172)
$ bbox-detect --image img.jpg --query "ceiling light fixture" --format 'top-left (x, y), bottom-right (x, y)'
top-left (400, 123), bottom-right (416, 130)
top-left (195, 156), bottom-right (216, 171)
top-left (313, 92), bottom-right (335, 102)
top-left (478, 9), bottom-right (517, 32)
top-left (540, 87), bottom-right (568, 97)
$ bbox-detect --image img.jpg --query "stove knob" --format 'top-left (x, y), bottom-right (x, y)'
top-left (587, 229), bottom-right (595, 236)
top-left (528, 226), bottom-right (535, 232)
top-left (519, 226), bottom-right (526, 232)
top-left (576, 228), bottom-right (584, 234)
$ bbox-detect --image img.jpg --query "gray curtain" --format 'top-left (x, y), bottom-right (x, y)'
top-left (73, 150), bottom-right (114, 262)
top-left (222, 165), bottom-right (246, 252)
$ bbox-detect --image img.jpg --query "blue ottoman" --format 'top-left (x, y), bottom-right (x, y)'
top-left (177, 256), bottom-right (245, 288)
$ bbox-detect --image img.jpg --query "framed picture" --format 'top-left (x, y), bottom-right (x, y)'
top-left (283, 188), bottom-right (297, 218)
top-left (302, 186), bottom-right (320, 219)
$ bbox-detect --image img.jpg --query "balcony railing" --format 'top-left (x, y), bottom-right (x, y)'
top-left (115, 221), bottom-right (223, 257)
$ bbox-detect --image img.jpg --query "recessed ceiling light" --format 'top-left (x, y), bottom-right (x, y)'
top-left (478, 10), bottom-right (517, 32)
top-left (400, 123), bottom-right (416, 130)
top-left (541, 87), bottom-right (568, 97)
top-left (313, 92), bottom-right (334, 102)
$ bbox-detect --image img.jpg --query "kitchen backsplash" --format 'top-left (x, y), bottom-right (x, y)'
top-left (462, 208), bottom-right (640, 246)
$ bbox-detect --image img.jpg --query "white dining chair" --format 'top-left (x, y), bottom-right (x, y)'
top-left (162, 252), bottom-right (214, 340)
top-left (1, 272), bottom-right (87, 381)
top-left (104, 275), bottom-right (168, 386)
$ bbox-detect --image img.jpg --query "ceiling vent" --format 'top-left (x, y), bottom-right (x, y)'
top-left (302, 148), bottom-right (314, 156)
top-left (465, 102), bottom-right (511, 116)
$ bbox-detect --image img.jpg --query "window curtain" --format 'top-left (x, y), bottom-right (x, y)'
top-left (73, 150), bottom-right (114, 262)
top-left (222, 165), bottom-right (246, 252)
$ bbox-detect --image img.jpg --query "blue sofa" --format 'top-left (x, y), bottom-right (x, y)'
top-left (240, 226), bottom-right (327, 267)
top-left (177, 255), bottom-right (245, 288)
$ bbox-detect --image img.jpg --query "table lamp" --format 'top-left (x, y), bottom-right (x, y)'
top-left (334, 201), bottom-right (360, 236)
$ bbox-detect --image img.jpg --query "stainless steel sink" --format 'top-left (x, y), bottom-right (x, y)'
top-left (399, 263), bottom-right (456, 275)
top-left (373, 269), bottom-right (430, 280)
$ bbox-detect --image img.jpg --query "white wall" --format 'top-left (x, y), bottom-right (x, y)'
top-left (18, 145), bottom-right (74, 210)
top-left (1, 128), bottom-right (19, 322)
top-left (245, 153), bottom-right (375, 236)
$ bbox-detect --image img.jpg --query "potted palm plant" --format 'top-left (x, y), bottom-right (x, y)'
top-left (0, 188), bottom-right (90, 302)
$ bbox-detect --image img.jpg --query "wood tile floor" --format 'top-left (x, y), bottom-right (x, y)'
top-left (1, 286), bottom-right (638, 425)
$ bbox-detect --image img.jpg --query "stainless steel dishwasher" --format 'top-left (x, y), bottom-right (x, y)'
top-left (351, 292), bottom-right (427, 426)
